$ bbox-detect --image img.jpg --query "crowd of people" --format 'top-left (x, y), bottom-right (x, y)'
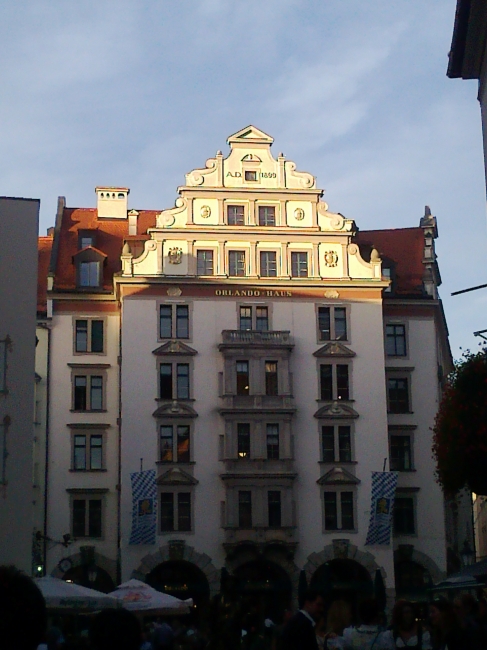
top-left (2, 565), bottom-right (487, 650)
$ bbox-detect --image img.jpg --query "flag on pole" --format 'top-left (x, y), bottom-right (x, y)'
top-left (129, 469), bottom-right (157, 545)
top-left (365, 471), bottom-right (398, 546)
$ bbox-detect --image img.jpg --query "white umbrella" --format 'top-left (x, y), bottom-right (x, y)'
top-left (35, 576), bottom-right (120, 611)
top-left (108, 579), bottom-right (192, 615)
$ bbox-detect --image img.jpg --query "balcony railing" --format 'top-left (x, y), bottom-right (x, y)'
top-left (221, 330), bottom-right (293, 346)
top-left (223, 526), bottom-right (297, 545)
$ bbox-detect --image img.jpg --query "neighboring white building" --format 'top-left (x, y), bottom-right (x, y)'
top-left (45, 127), bottom-right (453, 614)
top-left (0, 196), bottom-right (40, 573)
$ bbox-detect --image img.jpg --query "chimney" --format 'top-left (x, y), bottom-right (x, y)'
top-left (96, 187), bottom-right (129, 219)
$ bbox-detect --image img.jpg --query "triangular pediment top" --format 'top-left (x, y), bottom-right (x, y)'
top-left (317, 467), bottom-right (360, 486)
top-left (152, 340), bottom-right (198, 356)
top-left (227, 125), bottom-right (274, 145)
top-left (157, 467), bottom-right (198, 486)
top-left (153, 401), bottom-right (198, 419)
top-left (314, 342), bottom-right (356, 358)
top-left (314, 402), bottom-right (359, 420)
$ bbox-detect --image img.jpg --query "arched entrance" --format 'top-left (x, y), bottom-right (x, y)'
top-left (310, 559), bottom-right (373, 621)
top-left (394, 561), bottom-right (431, 601)
top-left (232, 559), bottom-right (293, 623)
top-left (147, 560), bottom-right (210, 612)
top-left (62, 565), bottom-right (115, 593)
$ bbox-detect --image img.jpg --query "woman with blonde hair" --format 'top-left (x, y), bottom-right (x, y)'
top-left (323, 600), bottom-right (352, 649)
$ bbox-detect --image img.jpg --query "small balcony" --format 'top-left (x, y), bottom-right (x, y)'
top-left (223, 526), bottom-right (297, 547)
top-left (223, 459), bottom-right (295, 475)
top-left (220, 394), bottom-right (296, 413)
top-left (220, 330), bottom-right (293, 348)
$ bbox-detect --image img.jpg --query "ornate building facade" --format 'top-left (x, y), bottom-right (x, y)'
top-left (43, 127), bottom-right (453, 611)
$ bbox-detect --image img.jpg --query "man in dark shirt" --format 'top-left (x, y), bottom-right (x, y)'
top-left (282, 589), bottom-right (325, 650)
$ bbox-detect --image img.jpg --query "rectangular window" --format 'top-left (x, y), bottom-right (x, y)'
top-left (160, 426), bottom-right (174, 462)
top-left (383, 267), bottom-right (392, 293)
top-left (394, 496), bottom-right (415, 534)
top-left (160, 306), bottom-right (173, 338)
top-left (176, 306), bottom-right (189, 339)
top-left (227, 205), bottom-right (245, 225)
top-left (324, 493), bottom-right (338, 530)
top-left (79, 261), bottom-right (100, 288)
top-left (320, 365), bottom-right (333, 401)
top-left (291, 252), bottom-right (308, 278)
top-left (258, 206), bottom-right (276, 226)
top-left (265, 361), bottom-right (278, 396)
top-left (341, 492), bottom-right (354, 530)
top-left (256, 307), bottom-right (269, 331)
top-left (229, 251), bottom-right (246, 276)
top-left (319, 364), bottom-right (350, 401)
top-left (322, 426), bottom-right (335, 462)
top-left (237, 423), bottom-right (251, 458)
top-left (238, 491), bottom-right (252, 528)
top-left (73, 433), bottom-right (104, 471)
top-left (390, 435), bottom-right (412, 471)
top-left (178, 493), bottom-right (191, 531)
top-left (336, 365), bottom-right (349, 400)
top-left (318, 307), bottom-right (348, 341)
top-left (239, 307), bottom-right (253, 331)
top-left (91, 320), bottom-right (104, 353)
top-left (160, 364), bottom-right (173, 399)
top-left (72, 498), bottom-right (102, 538)
top-left (236, 361), bottom-right (250, 395)
top-left (80, 235), bottom-right (94, 249)
top-left (260, 251), bottom-right (277, 277)
top-left (160, 493), bottom-right (175, 532)
top-left (268, 491), bottom-right (281, 527)
top-left (266, 424), bottom-right (279, 460)
top-left (196, 250), bottom-right (214, 275)
top-left (338, 426), bottom-right (352, 462)
top-left (74, 376), bottom-right (87, 410)
top-left (176, 364), bottom-right (190, 399)
top-left (245, 170), bottom-right (257, 181)
top-left (74, 435), bottom-right (87, 470)
top-left (75, 320), bottom-right (88, 352)
top-left (90, 435), bottom-right (103, 470)
top-left (90, 376), bottom-right (103, 410)
top-left (385, 324), bottom-right (407, 357)
top-left (177, 426), bottom-right (190, 463)
top-left (388, 378), bottom-right (410, 413)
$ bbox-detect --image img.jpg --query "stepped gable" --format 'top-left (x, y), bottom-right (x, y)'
top-left (54, 207), bottom-right (158, 290)
top-left (37, 235), bottom-right (53, 315)
top-left (355, 227), bottom-right (425, 296)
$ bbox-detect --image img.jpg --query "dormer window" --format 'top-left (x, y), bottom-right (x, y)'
top-left (383, 267), bottom-right (392, 293)
top-left (78, 231), bottom-right (96, 250)
top-left (73, 246), bottom-right (106, 289)
top-left (80, 262), bottom-right (100, 287)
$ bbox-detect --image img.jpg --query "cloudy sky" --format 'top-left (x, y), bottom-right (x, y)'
top-left (1, 0), bottom-right (485, 355)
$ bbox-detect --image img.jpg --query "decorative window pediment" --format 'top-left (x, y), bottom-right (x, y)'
top-left (152, 341), bottom-right (198, 356)
top-left (314, 402), bottom-right (359, 420)
top-left (72, 246), bottom-right (107, 264)
top-left (228, 125), bottom-right (274, 144)
top-left (153, 400), bottom-right (198, 419)
top-left (157, 467), bottom-right (198, 486)
top-left (317, 467), bottom-right (360, 486)
top-left (313, 342), bottom-right (356, 358)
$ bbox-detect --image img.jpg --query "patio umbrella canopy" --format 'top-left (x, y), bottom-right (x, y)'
top-left (35, 576), bottom-right (120, 611)
top-left (108, 579), bottom-right (192, 615)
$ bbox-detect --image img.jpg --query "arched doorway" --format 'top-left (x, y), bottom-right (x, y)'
top-left (62, 565), bottom-right (115, 593)
top-left (146, 560), bottom-right (210, 614)
top-left (232, 559), bottom-right (292, 623)
top-left (310, 559), bottom-right (373, 622)
top-left (394, 560), bottom-right (431, 602)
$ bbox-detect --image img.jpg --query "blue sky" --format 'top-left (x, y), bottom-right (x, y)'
top-left (1, 0), bottom-right (486, 356)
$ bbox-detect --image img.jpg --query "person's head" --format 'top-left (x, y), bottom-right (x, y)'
top-left (359, 598), bottom-right (380, 626)
top-left (326, 599), bottom-right (352, 635)
top-left (302, 589), bottom-right (326, 621)
top-left (0, 565), bottom-right (47, 650)
top-left (90, 609), bottom-right (141, 650)
top-left (392, 600), bottom-right (416, 631)
top-left (429, 598), bottom-right (455, 632)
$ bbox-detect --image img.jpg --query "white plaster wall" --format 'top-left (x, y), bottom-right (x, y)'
top-left (46, 312), bottom-right (120, 574)
top-left (33, 325), bottom-right (49, 535)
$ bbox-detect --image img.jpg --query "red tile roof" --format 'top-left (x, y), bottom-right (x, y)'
top-left (355, 227), bottom-right (425, 296)
top-left (54, 208), bottom-right (158, 290)
top-left (38, 235), bottom-right (53, 314)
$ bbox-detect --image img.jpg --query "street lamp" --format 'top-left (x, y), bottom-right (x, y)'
top-left (461, 539), bottom-right (475, 567)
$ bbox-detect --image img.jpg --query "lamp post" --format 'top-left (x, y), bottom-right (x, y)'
top-left (461, 539), bottom-right (475, 567)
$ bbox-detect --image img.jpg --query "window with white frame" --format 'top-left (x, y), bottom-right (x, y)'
top-left (238, 305), bottom-right (269, 331)
top-left (159, 363), bottom-right (190, 400)
top-left (229, 250), bottom-right (246, 277)
top-left (385, 324), bottom-right (407, 357)
top-left (291, 252), bottom-right (309, 278)
top-left (258, 206), bottom-right (276, 226)
top-left (236, 361), bottom-right (250, 395)
top-left (320, 364), bottom-right (350, 401)
top-left (237, 423), bottom-right (251, 458)
top-left (387, 377), bottom-right (410, 413)
top-left (74, 319), bottom-right (104, 353)
top-left (266, 424), bottom-right (280, 459)
top-left (323, 490), bottom-right (355, 531)
top-left (159, 424), bottom-right (190, 463)
top-left (72, 433), bottom-right (104, 470)
top-left (72, 374), bottom-right (105, 411)
top-left (71, 496), bottom-right (103, 538)
top-left (160, 492), bottom-right (192, 532)
top-left (227, 205), bottom-right (245, 226)
top-left (79, 261), bottom-right (100, 288)
top-left (196, 250), bottom-right (214, 275)
top-left (259, 251), bottom-right (277, 277)
top-left (321, 425), bottom-right (352, 462)
top-left (159, 304), bottom-right (189, 339)
top-left (317, 306), bottom-right (348, 341)
top-left (394, 495), bottom-right (416, 535)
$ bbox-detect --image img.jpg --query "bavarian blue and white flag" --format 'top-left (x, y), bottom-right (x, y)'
top-left (365, 471), bottom-right (398, 546)
top-left (129, 469), bottom-right (157, 545)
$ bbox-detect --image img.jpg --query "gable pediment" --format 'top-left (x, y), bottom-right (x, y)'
top-left (157, 467), bottom-right (198, 486)
top-left (317, 467), bottom-right (360, 486)
top-left (153, 401), bottom-right (198, 419)
top-left (72, 246), bottom-right (107, 264)
top-left (313, 342), bottom-right (356, 358)
top-left (314, 402), bottom-right (359, 419)
top-left (152, 341), bottom-right (198, 356)
top-left (227, 125), bottom-right (274, 145)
